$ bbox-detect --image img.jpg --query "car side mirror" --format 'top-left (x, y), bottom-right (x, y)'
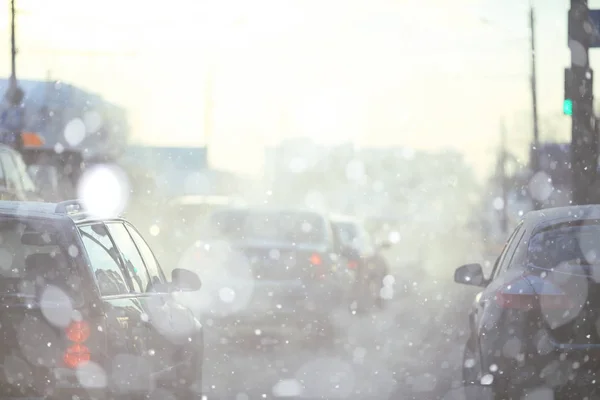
top-left (454, 263), bottom-right (487, 287)
top-left (171, 268), bottom-right (202, 292)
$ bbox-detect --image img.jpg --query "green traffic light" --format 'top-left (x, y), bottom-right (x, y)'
top-left (563, 98), bottom-right (573, 116)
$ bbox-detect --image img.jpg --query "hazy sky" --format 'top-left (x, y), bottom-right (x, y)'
top-left (0, 0), bottom-right (592, 176)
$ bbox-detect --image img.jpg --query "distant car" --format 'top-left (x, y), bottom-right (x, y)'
top-left (456, 205), bottom-right (600, 399)
top-left (204, 207), bottom-right (354, 345)
top-left (0, 143), bottom-right (42, 201)
top-left (0, 200), bottom-right (204, 400)
top-left (22, 147), bottom-right (83, 202)
top-left (331, 217), bottom-right (392, 311)
top-left (144, 195), bottom-right (243, 267)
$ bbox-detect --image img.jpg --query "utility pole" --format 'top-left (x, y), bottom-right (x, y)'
top-left (569, 0), bottom-right (597, 204)
top-left (529, 4), bottom-right (543, 210)
top-left (1, 0), bottom-right (25, 150)
top-left (499, 119), bottom-right (509, 235)
top-left (10, 0), bottom-right (16, 81)
top-left (530, 4), bottom-right (540, 173)
top-left (5, 0), bottom-right (23, 106)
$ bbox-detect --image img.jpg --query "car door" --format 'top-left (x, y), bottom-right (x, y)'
top-left (107, 221), bottom-right (200, 387)
top-left (472, 223), bottom-right (525, 336)
top-left (78, 223), bottom-right (153, 394)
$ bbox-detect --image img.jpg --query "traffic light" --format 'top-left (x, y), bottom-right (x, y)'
top-left (563, 98), bottom-right (573, 116)
top-left (564, 66), bottom-right (593, 116)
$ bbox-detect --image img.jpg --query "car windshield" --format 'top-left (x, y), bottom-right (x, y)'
top-left (0, 217), bottom-right (79, 298)
top-left (528, 223), bottom-right (600, 268)
top-left (210, 210), bottom-right (327, 245)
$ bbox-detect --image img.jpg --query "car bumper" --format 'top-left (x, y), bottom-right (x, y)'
top-left (208, 309), bottom-right (332, 338)
top-left (480, 333), bottom-right (600, 393)
top-left (0, 365), bottom-right (157, 400)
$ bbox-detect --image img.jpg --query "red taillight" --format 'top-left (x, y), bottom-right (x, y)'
top-left (309, 253), bottom-right (322, 266)
top-left (495, 292), bottom-right (537, 310)
top-left (64, 320), bottom-right (91, 368)
top-left (495, 292), bottom-right (573, 310)
top-left (65, 320), bottom-right (90, 343)
top-left (348, 260), bottom-right (358, 269)
top-left (63, 344), bottom-right (91, 368)
top-left (495, 276), bottom-right (574, 310)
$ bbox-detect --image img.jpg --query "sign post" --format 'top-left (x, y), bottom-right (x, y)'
top-left (569, 0), bottom-right (597, 204)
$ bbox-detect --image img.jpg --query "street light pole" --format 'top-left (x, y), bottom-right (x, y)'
top-left (10, 0), bottom-right (16, 81)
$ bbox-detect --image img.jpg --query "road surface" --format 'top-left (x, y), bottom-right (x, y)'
top-left (201, 257), bottom-right (484, 399)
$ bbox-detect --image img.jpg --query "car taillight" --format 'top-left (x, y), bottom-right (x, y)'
top-left (63, 344), bottom-right (91, 368)
top-left (309, 253), bottom-right (322, 266)
top-left (348, 260), bottom-right (358, 269)
top-left (63, 320), bottom-right (91, 369)
top-left (65, 320), bottom-right (90, 343)
top-left (495, 291), bottom-right (537, 310)
top-left (495, 276), bottom-right (574, 310)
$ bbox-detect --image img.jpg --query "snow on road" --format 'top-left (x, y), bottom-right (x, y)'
top-left (201, 232), bottom-right (488, 399)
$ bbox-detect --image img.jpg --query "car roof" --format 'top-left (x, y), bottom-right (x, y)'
top-left (329, 215), bottom-right (359, 225)
top-left (211, 206), bottom-right (328, 219)
top-left (0, 201), bottom-right (66, 219)
top-left (0, 200), bottom-right (115, 223)
top-left (167, 195), bottom-right (235, 207)
top-left (524, 205), bottom-right (600, 232)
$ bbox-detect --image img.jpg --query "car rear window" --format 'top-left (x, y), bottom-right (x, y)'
top-left (0, 218), bottom-right (80, 298)
top-left (210, 210), bottom-right (327, 245)
top-left (528, 222), bottom-right (600, 268)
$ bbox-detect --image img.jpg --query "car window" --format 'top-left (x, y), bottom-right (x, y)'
top-left (79, 224), bottom-right (129, 296)
top-left (0, 158), bottom-right (6, 187)
top-left (503, 227), bottom-right (527, 270)
top-left (491, 223), bottom-right (523, 280)
top-left (334, 222), bottom-right (374, 254)
top-left (330, 222), bottom-right (344, 253)
top-left (210, 209), bottom-right (328, 246)
top-left (334, 222), bottom-right (357, 246)
top-left (0, 218), bottom-right (81, 300)
top-left (528, 221), bottom-right (600, 268)
top-left (125, 224), bottom-right (166, 286)
top-left (106, 223), bottom-right (151, 293)
top-left (12, 153), bottom-right (36, 193)
top-left (0, 152), bottom-right (22, 192)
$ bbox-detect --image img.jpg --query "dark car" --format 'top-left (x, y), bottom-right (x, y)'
top-left (331, 217), bottom-right (392, 311)
top-left (0, 200), bottom-right (203, 400)
top-left (455, 205), bottom-right (600, 399)
top-left (22, 147), bottom-right (84, 202)
top-left (204, 207), bottom-right (354, 344)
